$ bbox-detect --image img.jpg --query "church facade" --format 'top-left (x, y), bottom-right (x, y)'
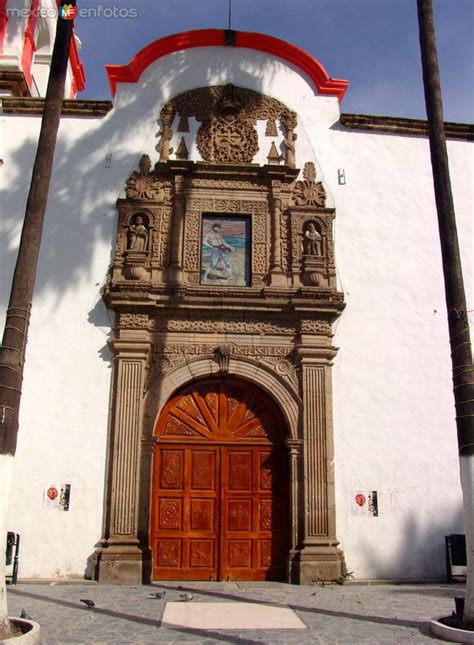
top-left (1, 8), bottom-right (473, 584)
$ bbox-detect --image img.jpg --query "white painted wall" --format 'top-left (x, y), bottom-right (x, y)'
top-left (0, 45), bottom-right (472, 579)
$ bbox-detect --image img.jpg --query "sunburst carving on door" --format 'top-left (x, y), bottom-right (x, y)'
top-left (157, 379), bottom-right (284, 444)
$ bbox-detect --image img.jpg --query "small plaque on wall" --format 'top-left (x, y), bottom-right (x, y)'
top-left (44, 483), bottom-right (71, 511)
top-left (352, 490), bottom-right (378, 517)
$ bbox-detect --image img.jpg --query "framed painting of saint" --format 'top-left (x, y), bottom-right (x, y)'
top-left (200, 215), bottom-right (251, 286)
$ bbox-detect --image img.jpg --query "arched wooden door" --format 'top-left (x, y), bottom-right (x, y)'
top-left (150, 378), bottom-right (289, 581)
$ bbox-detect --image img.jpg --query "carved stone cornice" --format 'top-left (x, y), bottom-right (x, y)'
top-left (296, 345), bottom-right (338, 364)
top-left (108, 339), bottom-right (151, 359)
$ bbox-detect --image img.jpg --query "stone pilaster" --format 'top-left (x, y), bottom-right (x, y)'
top-left (267, 173), bottom-right (292, 287)
top-left (298, 347), bottom-right (345, 583)
top-left (168, 172), bottom-right (187, 285)
top-left (97, 337), bottom-right (150, 584)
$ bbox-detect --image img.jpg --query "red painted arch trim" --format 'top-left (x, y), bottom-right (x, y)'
top-left (105, 29), bottom-right (348, 101)
top-left (69, 35), bottom-right (86, 94)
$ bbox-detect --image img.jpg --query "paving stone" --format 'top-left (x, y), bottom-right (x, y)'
top-left (4, 581), bottom-right (464, 643)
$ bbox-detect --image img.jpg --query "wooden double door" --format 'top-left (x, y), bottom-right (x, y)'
top-left (150, 379), bottom-right (289, 581)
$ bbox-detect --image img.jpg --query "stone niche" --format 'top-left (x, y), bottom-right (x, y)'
top-left (98, 84), bottom-right (346, 586)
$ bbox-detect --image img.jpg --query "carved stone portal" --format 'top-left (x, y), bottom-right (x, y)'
top-left (100, 88), bottom-right (345, 587)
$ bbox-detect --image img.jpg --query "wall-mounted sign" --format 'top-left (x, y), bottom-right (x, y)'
top-left (44, 483), bottom-right (71, 511)
top-left (352, 490), bottom-right (378, 516)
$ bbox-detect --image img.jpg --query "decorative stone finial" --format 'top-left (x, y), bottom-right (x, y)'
top-left (293, 162), bottom-right (326, 207)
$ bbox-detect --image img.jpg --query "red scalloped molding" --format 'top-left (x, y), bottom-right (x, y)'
top-left (105, 29), bottom-right (348, 101)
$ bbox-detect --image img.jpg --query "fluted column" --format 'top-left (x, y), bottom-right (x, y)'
top-left (97, 338), bottom-right (150, 584)
top-left (298, 347), bottom-right (345, 583)
top-left (303, 365), bottom-right (329, 538)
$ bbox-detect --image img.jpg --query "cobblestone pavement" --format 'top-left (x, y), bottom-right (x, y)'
top-left (6, 580), bottom-right (463, 644)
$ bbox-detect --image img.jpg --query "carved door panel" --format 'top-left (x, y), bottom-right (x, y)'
top-left (220, 445), bottom-right (288, 581)
top-left (150, 445), bottom-right (220, 580)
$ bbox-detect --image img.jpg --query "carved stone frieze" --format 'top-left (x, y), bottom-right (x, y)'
top-left (149, 316), bottom-right (296, 335)
top-left (300, 319), bottom-right (332, 335)
top-left (292, 162), bottom-right (326, 207)
top-left (117, 313), bottom-right (150, 329)
top-left (189, 177), bottom-right (266, 191)
top-left (145, 341), bottom-right (300, 394)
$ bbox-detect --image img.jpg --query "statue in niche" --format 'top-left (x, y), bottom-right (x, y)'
top-left (303, 222), bottom-right (322, 256)
top-left (128, 215), bottom-right (149, 251)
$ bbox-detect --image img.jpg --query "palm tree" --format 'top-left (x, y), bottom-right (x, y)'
top-left (0, 5), bottom-right (75, 637)
top-left (417, 0), bottom-right (474, 625)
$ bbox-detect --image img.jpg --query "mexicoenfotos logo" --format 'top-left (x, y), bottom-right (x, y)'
top-left (7, 5), bottom-right (139, 20)
top-left (59, 4), bottom-right (77, 21)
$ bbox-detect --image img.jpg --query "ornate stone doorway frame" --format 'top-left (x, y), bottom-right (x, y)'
top-left (96, 339), bottom-right (343, 585)
top-left (98, 85), bottom-right (346, 584)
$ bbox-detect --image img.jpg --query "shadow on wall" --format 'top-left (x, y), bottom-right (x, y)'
top-left (356, 507), bottom-right (464, 581)
top-left (0, 47), bottom-right (288, 577)
top-left (0, 47), bottom-right (283, 315)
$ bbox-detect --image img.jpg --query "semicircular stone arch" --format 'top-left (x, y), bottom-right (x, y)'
top-left (148, 356), bottom-right (301, 441)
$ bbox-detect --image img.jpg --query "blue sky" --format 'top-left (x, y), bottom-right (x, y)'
top-left (75, 0), bottom-right (473, 122)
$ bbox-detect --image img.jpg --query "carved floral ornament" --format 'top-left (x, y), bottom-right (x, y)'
top-left (125, 154), bottom-right (164, 201)
top-left (292, 162), bottom-right (326, 207)
top-left (156, 84), bottom-right (298, 166)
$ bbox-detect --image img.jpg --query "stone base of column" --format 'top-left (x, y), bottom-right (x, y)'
top-left (269, 270), bottom-right (288, 287)
top-left (298, 542), bottom-right (346, 584)
top-left (167, 266), bottom-right (183, 285)
top-left (96, 542), bottom-right (143, 585)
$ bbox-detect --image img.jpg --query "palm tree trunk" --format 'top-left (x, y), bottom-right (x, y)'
top-left (417, 0), bottom-right (474, 623)
top-left (0, 6), bottom-right (74, 636)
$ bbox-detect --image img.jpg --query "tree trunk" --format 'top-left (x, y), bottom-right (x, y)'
top-left (417, 0), bottom-right (474, 624)
top-left (0, 6), bottom-right (74, 635)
